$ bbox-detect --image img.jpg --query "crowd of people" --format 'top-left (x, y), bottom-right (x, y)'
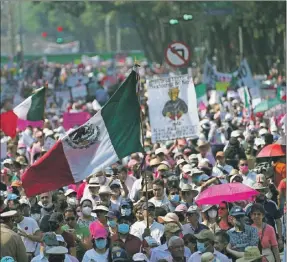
top-left (0, 58), bottom-right (286, 262)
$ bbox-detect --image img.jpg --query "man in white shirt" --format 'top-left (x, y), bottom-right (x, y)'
top-left (14, 203), bottom-right (42, 259)
top-left (212, 151), bottom-right (233, 184)
top-left (130, 202), bottom-right (164, 244)
top-left (238, 159), bottom-right (257, 187)
top-left (150, 223), bottom-right (191, 262)
top-left (188, 229), bottom-right (229, 262)
top-left (149, 179), bottom-right (170, 210)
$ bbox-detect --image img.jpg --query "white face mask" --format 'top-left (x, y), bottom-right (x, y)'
top-left (82, 206), bottom-right (92, 216)
top-left (17, 148), bottom-right (26, 155)
top-left (208, 210), bottom-right (217, 218)
top-left (67, 197), bottom-right (78, 206)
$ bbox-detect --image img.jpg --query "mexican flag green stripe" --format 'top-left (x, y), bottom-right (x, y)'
top-left (13, 87), bottom-right (46, 121)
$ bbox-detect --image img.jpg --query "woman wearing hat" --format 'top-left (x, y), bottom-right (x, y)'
top-left (250, 204), bottom-right (280, 262)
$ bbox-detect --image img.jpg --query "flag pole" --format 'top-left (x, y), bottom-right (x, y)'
top-left (134, 60), bottom-right (149, 230)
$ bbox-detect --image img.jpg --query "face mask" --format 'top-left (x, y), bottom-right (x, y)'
top-left (197, 241), bottom-right (206, 253)
top-left (17, 149), bottom-right (26, 155)
top-left (239, 166), bottom-right (249, 173)
top-left (118, 223), bottom-right (130, 234)
top-left (121, 208), bottom-right (131, 217)
top-left (95, 239), bottom-right (107, 249)
top-left (107, 220), bottom-right (117, 228)
top-left (82, 206), bottom-right (92, 216)
top-left (97, 176), bottom-right (105, 185)
top-left (266, 191), bottom-right (273, 199)
top-left (183, 174), bottom-right (189, 180)
top-left (208, 210), bottom-right (217, 218)
top-left (67, 197), bottom-right (78, 206)
top-left (31, 213), bottom-right (41, 222)
top-left (170, 194), bottom-right (180, 203)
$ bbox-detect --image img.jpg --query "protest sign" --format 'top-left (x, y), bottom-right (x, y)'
top-left (62, 111), bottom-right (91, 130)
top-left (147, 75), bottom-right (199, 142)
top-left (1, 138), bottom-right (7, 160)
top-left (17, 119), bottom-right (44, 131)
top-left (203, 59), bottom-right (256, 89)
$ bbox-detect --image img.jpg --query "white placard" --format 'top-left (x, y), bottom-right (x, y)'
top-left (147, 75), bottom-right (200, 142)
top-left (1, 138), bottom-right (7, 160)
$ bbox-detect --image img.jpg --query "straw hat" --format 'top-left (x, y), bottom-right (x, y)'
top-left (236, 246), bottom-right (264, 262)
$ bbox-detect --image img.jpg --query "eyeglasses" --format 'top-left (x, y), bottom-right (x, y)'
top-left (240, 163), bottom-right (248, 166)
top-left (65, 217), bottom-right (76, 222)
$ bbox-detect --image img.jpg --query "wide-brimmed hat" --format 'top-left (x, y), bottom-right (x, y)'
top-left (197, 140), bottom-right (210, 148)
top-left (149, 158), bottom-right (161, 167)
top-left (158, 213), bottom-right (179, 224)
top-left (236, 246), bottom-right (264, 262)
top-left (252, 183), bottom-right (268, 191)
top-left (194, 229), bottom-right (214, 241)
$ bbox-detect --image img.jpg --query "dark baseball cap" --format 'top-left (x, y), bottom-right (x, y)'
top-left (229, 206), bottom-right (246, 217)
top-left (142, 202), bottom-right (155, 210)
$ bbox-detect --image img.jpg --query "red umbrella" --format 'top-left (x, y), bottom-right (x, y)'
top-left (195, 183), bottom-right (259, 205)
top-left (257, 144), bottom-right (286, 158)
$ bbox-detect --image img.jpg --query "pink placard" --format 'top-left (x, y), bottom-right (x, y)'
top-left (63, 112), bottom-right (91, 130)
top-left (17, 119), bottom-right (44, 131)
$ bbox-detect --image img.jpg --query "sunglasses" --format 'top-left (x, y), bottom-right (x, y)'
top-left (65, 217), bottom-right (76, 222)
top-left (240, 163), bottom-right (248, 166)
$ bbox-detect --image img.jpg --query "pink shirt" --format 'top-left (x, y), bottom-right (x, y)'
top-left (252, 223), bottom-right (278, 249)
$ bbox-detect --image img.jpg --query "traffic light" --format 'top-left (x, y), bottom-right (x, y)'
top-left (169, 19), bottom-right (179, 25)
top-left (57, 26), bottom-right (63, 32)
top-left (183, 14), bottom-right (193, 20)
top-left (56, 37), bottom-right (64, 44)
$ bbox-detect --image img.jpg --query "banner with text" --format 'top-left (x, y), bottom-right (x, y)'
top-left (147, 75), bottom-right (200, 143)
top-left (203, 59), bottom-right (258, 90)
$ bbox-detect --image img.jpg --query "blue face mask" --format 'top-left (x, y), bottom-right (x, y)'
top-left (170, 194), bottom-right (180, 203)
top-left (107, 220), bottom-right (117, 228)
top-left (197, 241), bottom-right (206, 253)
top-left (121, 208), bottom-right (131, 217)
top-left (95, 239), bottom-right (107, 249)
top-left (118, 223), bottom-right (130, 234)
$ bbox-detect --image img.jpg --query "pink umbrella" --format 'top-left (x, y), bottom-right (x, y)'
top-left (195, 183), bottom-right (259, 205)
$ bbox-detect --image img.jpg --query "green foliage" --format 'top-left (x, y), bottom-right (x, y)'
top-left (22, 1), bottom-right (286, 73)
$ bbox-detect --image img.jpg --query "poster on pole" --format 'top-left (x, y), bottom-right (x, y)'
top-left (147, 75), bottom-right (200, 143)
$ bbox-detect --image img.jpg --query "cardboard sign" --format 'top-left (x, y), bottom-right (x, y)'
top-left (62, 112), bottom-right (91, 130)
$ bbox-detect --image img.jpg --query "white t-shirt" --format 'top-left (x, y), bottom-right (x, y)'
top-left (130, 220), bottom-right (164, 244)
top-left (82, 248), bottom-right (109, 262)
top-left (17, 216), bottom-right (40, 253)
top-left (149, 196), bottom-right (170, 210)
top-left (241, 171), bottom-right (257, 187)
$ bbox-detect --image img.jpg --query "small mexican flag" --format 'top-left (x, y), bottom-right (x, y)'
top-left (22, 70), bottom-right (144, 197)
top-left (195, 83), bottom-right (208, 107)
top-left (0, 87), bottom-right (46, 138)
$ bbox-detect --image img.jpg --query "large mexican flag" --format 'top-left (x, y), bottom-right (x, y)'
top-left (22, 70), bottom-right (144, 197)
